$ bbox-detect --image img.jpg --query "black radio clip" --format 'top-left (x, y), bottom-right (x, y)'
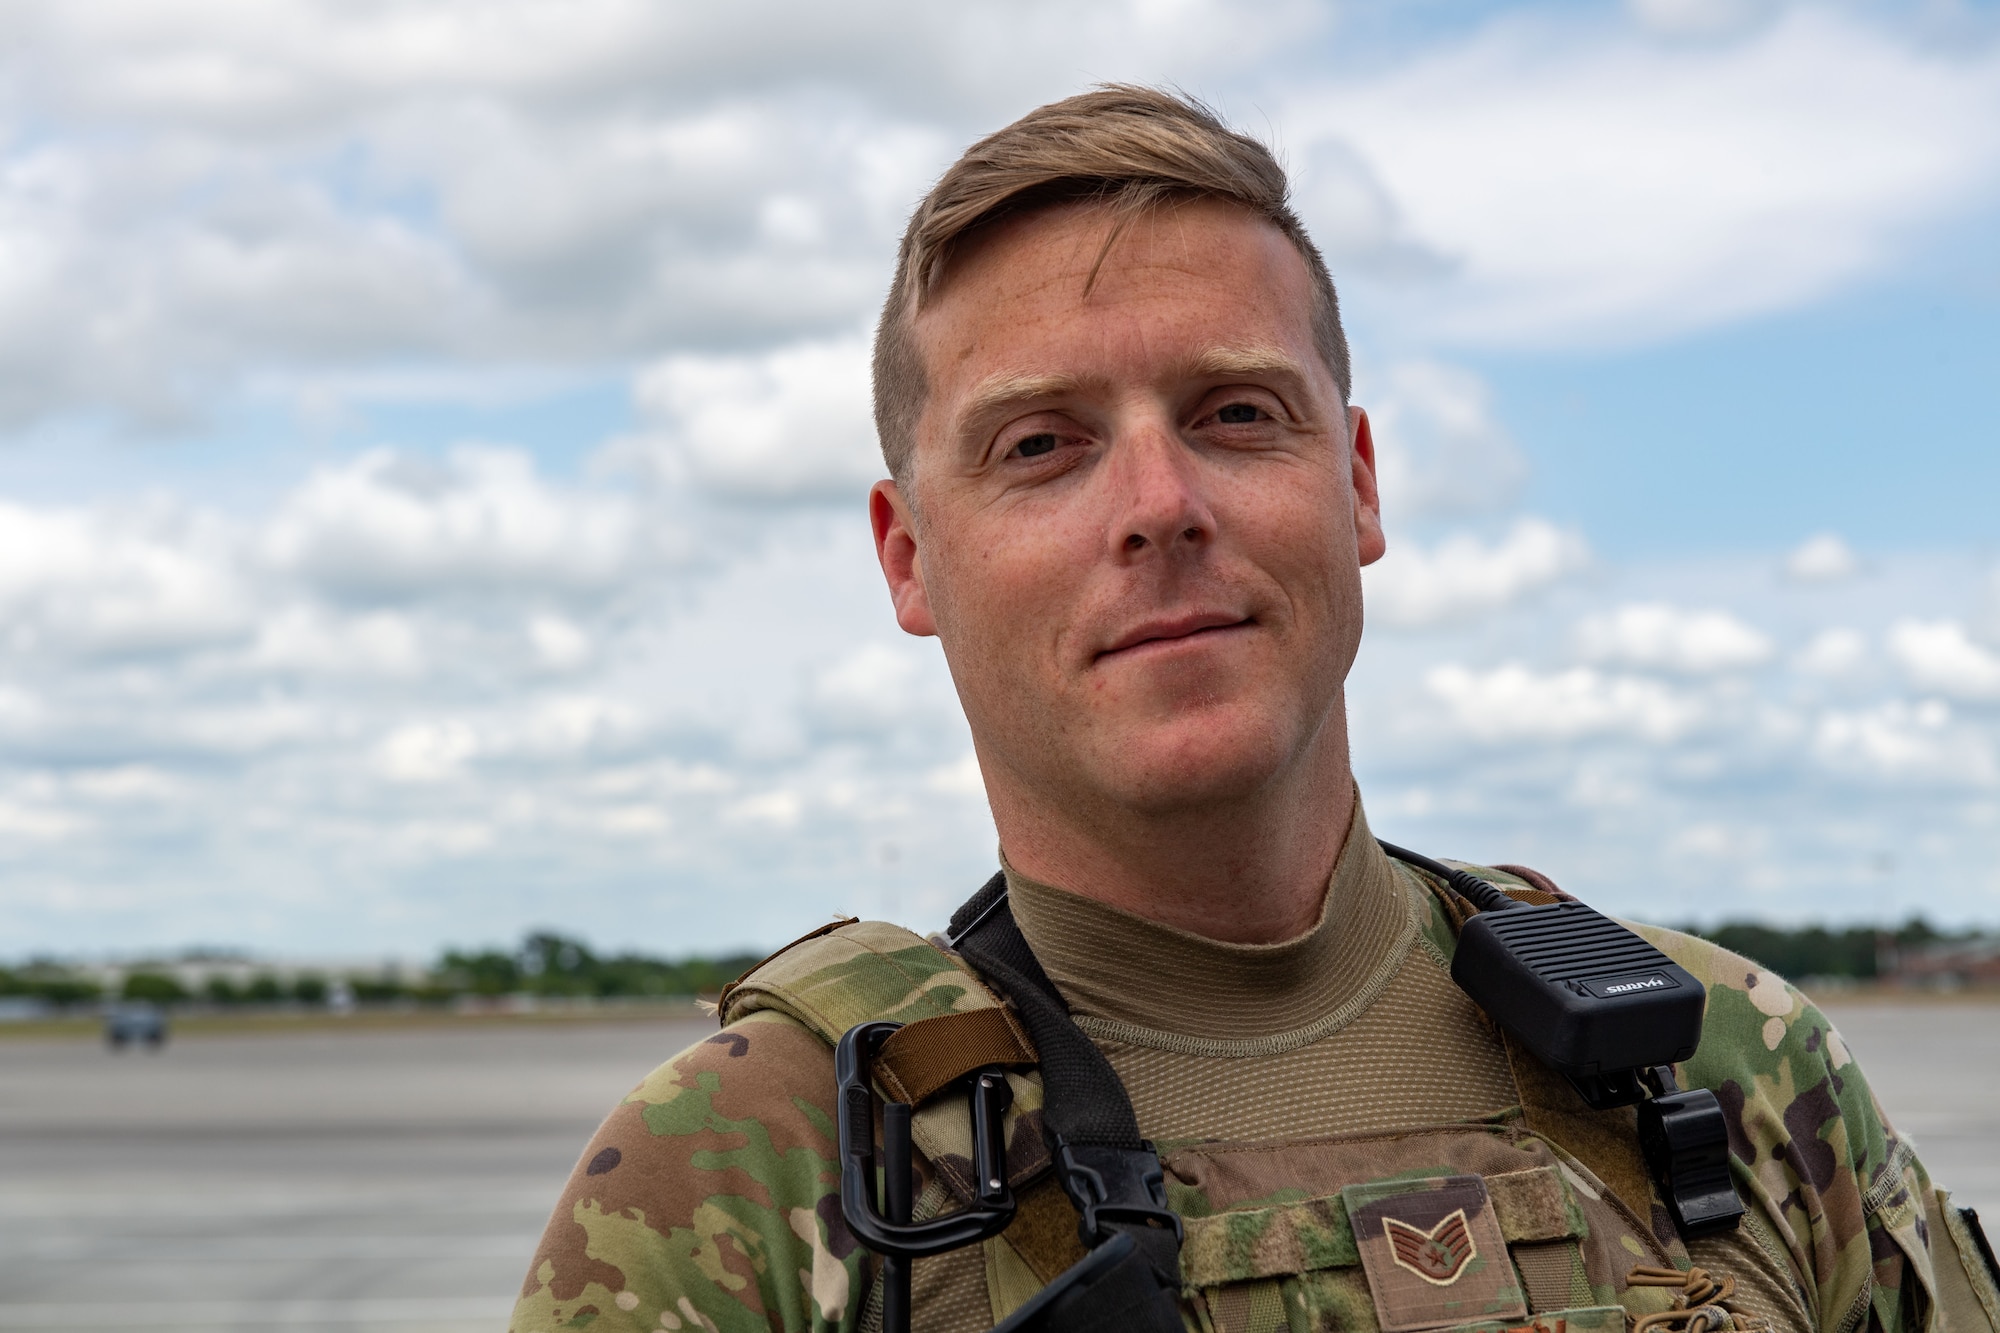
top-left (1381, 843), bottom-right (1746, 1238)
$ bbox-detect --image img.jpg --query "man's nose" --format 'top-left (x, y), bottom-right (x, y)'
top-left (1107, 422), bottom-right (1214, 562)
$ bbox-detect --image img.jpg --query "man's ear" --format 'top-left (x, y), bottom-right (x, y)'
top-left (1349, 405), bottom-right (1386, 567)
top-left (870, 479), bottom-right (938, 636)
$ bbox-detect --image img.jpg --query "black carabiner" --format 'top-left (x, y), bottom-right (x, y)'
top-left (835, 1020), bottom-right (1020, 1333)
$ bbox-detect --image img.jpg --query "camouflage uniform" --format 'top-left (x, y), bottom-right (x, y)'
top-left (510, 860), bottom-right (1996, 1333)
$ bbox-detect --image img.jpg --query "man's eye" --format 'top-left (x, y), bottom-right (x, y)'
top-left (1013, 433), bottom-right (1058, 458)
top-left (1216, 403), bottom-right (1262, 424)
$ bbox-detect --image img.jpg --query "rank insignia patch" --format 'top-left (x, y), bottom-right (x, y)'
top-left (1385, 1208), bottom-right (1476, 1284)
top-left (1343, 1174), bottom-right (1527, 1332)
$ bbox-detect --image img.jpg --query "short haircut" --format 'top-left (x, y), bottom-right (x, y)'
top-left (871, 84), bottom-right (1351, 486)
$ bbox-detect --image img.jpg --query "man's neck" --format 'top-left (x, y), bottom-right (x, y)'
top-left (987, 721), bottom-right (1356, 946)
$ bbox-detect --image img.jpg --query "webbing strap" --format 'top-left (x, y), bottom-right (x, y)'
top-left (1511, 1239), bottom-right (1592, 1314)
top-left (947, 873), bottom-right (1145, 1151)
top-left (947, 874), bottom-right (1184, 1305)
top-left (875, 1006), bottom-right (1037, 1107)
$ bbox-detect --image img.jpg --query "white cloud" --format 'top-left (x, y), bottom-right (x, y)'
top-left (0, 458), bottom-right (1988, 948)
top-left (1669, 820), bottom-right (1769, 860)
top-left (0, 4), bottom-right (1996, 950)
top-left (628, 336), bottom-right (883, 502)
top-left (376, 720), bottom-right (480, 784)
top-left (1785, 532), bottom-right (1859, 582)
top-left (727, 789), bottom-right (803, 829)
top-left (1794, 627), bottom-right (1867, 677)
top-left (0, 2), bottom-right (1986, 433)
top-left (0, 0), bottom-right (1305, 429)
top-left (526, 614), bottom-right (591, 671)
top-left (1627, 0), bottom-right (1778, 41)
top-left (0, 499), bottom-right (247, 657)
top-left (1576, 603), bottom-right (1773, 673)
top-left (251, 607), bottom-right (425, 676)
top-left (1887, 619), bottom-right (2000, 701)
top-left (264, 446), bottom-right (650, 596)
top-left (1814, 699), bottom-right (1996, 785)
top-left (0, 799), bottom-right (80, 840)
top-left (1365, 518), bottom-right (1587, 626)
top-left (1291, 9), bottom-right (2000, 346)
top-left (925, 753), bottom-right (985, 797)
top-left (1424, 663), bottom-right (1705, 742)
top-left (1362, 361), bottom-right (1527, 521)
top-left (812, 644), bottom-right (920, 720)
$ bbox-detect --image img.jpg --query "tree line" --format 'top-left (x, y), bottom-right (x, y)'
top-left (1, 930), bottom-right (764, 1009)
top-left (1, 918), bottom-right (1983, 1010)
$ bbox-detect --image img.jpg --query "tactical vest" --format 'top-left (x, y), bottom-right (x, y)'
top-left (717, 866), bottom-right (1997, 1333)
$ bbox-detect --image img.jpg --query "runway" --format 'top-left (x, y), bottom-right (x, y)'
top-left (0, 1002), bottom-right (1991, 1331)
top-left (0, 1016), bottom-right (713, 1333)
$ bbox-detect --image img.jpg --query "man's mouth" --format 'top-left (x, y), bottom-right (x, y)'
top-left (1095, 613), bottom-right (1254, 662)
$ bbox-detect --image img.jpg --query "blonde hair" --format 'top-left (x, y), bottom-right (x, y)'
top-left (871, 85), bottom-right (1351, 485)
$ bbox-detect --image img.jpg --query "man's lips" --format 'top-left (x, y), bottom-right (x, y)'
top-left (1095, 612), bottom-right (1254, 662)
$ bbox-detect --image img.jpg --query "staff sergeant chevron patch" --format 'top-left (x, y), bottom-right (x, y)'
top-left (1344, 1175), bottom-right (1527, 1332)
top-left (1385, 1208), bottom-right (1477, 1284)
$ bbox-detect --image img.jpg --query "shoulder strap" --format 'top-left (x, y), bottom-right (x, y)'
top-left (720, 916), bottom-right (1006, 1039)
top-left (947, 874), bottom-right (1146, 1153)
top-left (947, 875), bottom-right (1186, 1320)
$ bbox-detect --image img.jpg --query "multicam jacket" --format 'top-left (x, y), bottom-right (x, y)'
top-left (510, 863), bottom-right (1999, 1333)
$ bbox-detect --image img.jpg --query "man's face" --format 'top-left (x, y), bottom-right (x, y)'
top-left (871, 197), bottom-right (1384, 818)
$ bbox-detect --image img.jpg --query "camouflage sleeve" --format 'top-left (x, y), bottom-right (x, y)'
top-left (510, 1009), bottom-right (869, 1333)
top-left (1639, 927), bottom-right (1937, 1333)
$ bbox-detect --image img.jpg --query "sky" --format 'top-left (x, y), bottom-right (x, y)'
top-left (0, 0), bottom-right (1996, 961)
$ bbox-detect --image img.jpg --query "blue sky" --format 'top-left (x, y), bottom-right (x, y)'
top-left (0, 0), bottom-right (1994, 960)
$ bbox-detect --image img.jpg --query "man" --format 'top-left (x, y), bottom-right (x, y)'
top-left (512, 88), bottom-right (1996, 1333)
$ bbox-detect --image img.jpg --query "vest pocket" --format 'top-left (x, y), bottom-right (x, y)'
top-left (1203, 1277), bottom-right (1291, 1333)
top-left (1183, 1166), bottom-right (1604, 1333)
top-left (1195, 1272), bottom-right (1625, 1333)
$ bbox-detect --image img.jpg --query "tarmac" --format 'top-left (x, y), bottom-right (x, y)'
top-left (0, 1015), bottom-right (712, 1333)
top-left (0, 1001), bottom-right (1991, 1332)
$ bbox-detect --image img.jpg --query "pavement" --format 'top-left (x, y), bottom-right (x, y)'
top-left (0, 1016), bottom-right (712, 1333)
top-left (1816, 1000), bottom-right (2000, 1218)
top-left (0, 1002), bottom-right (1991, 1332)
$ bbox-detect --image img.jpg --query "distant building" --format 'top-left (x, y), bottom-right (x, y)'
top-left (1879, 937), bottom-right (2000, 990)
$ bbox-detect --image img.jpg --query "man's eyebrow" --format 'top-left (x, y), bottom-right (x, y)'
top-left (1186, 343), bottom-right (1309, 381)
top-left (958, 372), bottom-right (1085, 427)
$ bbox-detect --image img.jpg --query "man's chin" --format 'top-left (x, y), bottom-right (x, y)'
top-left (1084, 722), bottom-right (1306, 816)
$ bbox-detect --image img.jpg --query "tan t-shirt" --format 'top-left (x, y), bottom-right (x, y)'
top-left (1005, 797), bottom-right (1519, 1144)
top-left (1003, 796), bottom-right (1813, 1330)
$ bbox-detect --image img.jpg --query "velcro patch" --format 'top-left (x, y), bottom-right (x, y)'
top-left (1343, 1175), bottom-right (1527, 1332)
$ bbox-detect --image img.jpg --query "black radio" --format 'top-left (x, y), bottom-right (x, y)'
top-left (1379, 843), bottom-right (1745, 1238)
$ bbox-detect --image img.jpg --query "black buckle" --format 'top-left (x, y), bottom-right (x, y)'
top-left (990, 1229), bottom-right (1141, 1332)
top-left (1051, 1137), bottom-right (1184, 1248)
top-left (1639, 1066), bottom-right (1745, 1238)
top-left (835, 1020), bottom-right (1019, 1256)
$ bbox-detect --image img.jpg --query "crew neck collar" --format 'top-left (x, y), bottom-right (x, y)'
top-left (1000, 794), bottom-right (1413, 1043)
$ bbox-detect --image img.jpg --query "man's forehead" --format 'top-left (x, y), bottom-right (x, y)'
top-left (940, 193), bottom-right (1298, 290)
top-left (903, 199), bottom-right (1333, 454)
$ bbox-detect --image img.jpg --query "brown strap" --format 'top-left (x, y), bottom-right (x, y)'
top-left (874, 1005), bottom-right (1037, 1106)
top-left (1492, 863), bottom-right (1575, 903)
